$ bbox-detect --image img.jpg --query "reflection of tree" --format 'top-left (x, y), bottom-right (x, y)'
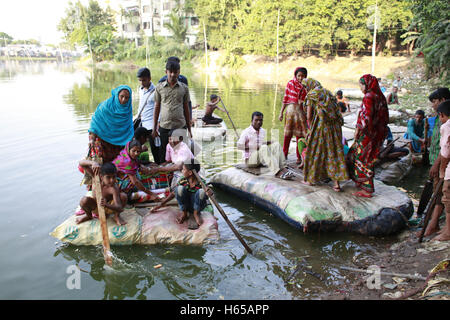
top-left (65, 68), bottom-right (139, 124)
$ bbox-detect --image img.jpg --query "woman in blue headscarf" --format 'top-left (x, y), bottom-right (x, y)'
top-left (87, 85), bottom-right (134, 163)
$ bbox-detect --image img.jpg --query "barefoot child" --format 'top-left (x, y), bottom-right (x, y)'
top-left (76, 162), bottom-right (128, 226)
top-left (150, 162), bottom-right (212, 229)
top-left (435, 100), bottom-right (450, 241)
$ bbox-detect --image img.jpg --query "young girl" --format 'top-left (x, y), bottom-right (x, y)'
top-left (113, 139), bottom-right (158, 201)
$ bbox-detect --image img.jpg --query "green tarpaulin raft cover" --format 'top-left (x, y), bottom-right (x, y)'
top-left (210, 167), bottom-right (413, 236)
top-left (50, 205), bottom-right (219, 246)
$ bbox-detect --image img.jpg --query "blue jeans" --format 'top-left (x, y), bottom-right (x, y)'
top-left (175, 186), bottom-right (208, 213)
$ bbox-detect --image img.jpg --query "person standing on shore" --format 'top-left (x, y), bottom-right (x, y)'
top-left (434, 100), bottom-right (450, 241)
top-left (279, 67), bottom-right (307, 166)
top-left (152, 59), bottom-right (192, 165)
top-left (419, 87), bottom-right (450, 237)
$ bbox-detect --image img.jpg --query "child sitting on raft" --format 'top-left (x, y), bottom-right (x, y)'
top-left (150, 162), bottom-right (212, 229)
top-left (158, 128), bottom-right (195, 188)
top-left (76, 162), bottom-right (128, 226)
top-left (202, 94), bottom-right (226, 125)
top-left (113, 138), bottom-right (159, 202)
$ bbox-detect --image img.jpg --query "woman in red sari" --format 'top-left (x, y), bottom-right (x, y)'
top-left (279, 67), bottom-right (308, 166)
top-left (347, 74), bottom-right (389, 197)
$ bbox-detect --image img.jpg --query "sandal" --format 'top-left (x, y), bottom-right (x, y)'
top-left (280, 171), bottom-right (294, 180)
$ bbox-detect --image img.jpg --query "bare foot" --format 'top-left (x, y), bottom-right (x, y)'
top-left (193, 211), bottom-right (203, 227)
top-left (433, 230), bottom-right (450, 241)
top-left (177, 212), bottom-right (188, 224)
top-left (76, 214), bottom-right (93, 224)
top-left (416, 225), bottom-right (440, 237)
top-left (114, 214), bottom-right (127, 226)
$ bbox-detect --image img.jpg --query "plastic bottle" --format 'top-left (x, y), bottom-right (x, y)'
top-left (154, 136), bottom-right (161, 147)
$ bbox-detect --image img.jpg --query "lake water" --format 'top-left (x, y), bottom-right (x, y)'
top-left (0, 60), bottom-right (425, 300)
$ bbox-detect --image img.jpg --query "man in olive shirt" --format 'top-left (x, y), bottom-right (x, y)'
top-left (152, 60), bottom-right (192, 162)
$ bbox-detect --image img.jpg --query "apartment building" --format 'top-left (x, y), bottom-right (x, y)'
top-left (108, 0), bottom-right (199, 46)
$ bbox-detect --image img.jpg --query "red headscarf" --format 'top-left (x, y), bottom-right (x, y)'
top-left (283, 67), bottom-right (307, 104)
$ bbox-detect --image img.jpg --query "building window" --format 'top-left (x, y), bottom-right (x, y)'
top-left (143, 22), bottom-right (151, 29)
top-left (163, 2), bottom-right (170, 11)
top-left (191, 17), bottom-right (199, 26)
top-left (143, 5), bottom-right (150, 13)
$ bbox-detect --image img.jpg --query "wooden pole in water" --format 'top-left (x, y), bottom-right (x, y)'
top-left (220, 100), bottom-right (239, 139)
top-left (192, 169), bottom-right (253, 254)
top-left (93, 174), bottom-right (113, 266)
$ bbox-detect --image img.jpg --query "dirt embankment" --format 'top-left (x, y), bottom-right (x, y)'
top-left (192, 51), bottom-right (413, 89)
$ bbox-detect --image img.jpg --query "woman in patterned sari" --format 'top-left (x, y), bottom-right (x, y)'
top-left (301, 78), bottom-right (349, 191)
top-left (279, 67), bottom-right (308, 166)
top-left (347, 74), bottom-right (389, 197)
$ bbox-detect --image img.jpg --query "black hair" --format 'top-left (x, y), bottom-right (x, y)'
top-left (429, 88), bottom-right (450, 102)
top-left (166, 60), bottom-right (180, 72)
top-left (167, 56), bottom-right (180, 63)
top-left (137, 67), bottom-right (151, 78)
top-left (295, 67), bottom-right (307, 77)
top-left (183, 162), bottom-right (201, 173)
top-left (128, 138), bottom-right (142, 150)
top-left (101, 162), bottom-right (117, 175)
top-left (437, 100), bottom-right (450, 117)
top-left (251, 111), bottom-right (264, 120)
top-left (134, 127), bottom-right (149, 140)
top-left (210, 94), bottom-right (219, 100)
top-left (336, 90), bottom-right (343, 96)
top-left (415, 109), bottom-right (425, 117)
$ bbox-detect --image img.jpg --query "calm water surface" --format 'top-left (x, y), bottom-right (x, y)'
top-left (0, 60), bottom-right (425, 299)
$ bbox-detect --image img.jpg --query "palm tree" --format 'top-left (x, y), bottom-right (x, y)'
top-left (165, 12), bottom-right (187, 43)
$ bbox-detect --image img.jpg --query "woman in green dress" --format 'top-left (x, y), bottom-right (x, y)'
top-left (301, 78), bottom-right (348, 191)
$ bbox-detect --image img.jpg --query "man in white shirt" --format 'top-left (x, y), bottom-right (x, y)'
top-left (136, 67), bottom-right (163, 163)
top-left (237, 111), bottom-right (294, 179)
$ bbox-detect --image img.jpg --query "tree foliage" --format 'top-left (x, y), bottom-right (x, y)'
top-left (192, 0), bottom-right (413, 58)
top-left (58, 0), bottom-right (116, 61)
top-left (407, 0), bottom-right (450, 79)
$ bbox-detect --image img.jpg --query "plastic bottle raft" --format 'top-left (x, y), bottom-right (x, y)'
top-left (210, 167), bottom-right (413, 236)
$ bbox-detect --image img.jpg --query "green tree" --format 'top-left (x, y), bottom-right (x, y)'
top-left (407, 0), bottom-right (450, 79)
top-left (58, 0), bottom-right (116, 61)
top-left (0, 32), bottom-right (13, 45)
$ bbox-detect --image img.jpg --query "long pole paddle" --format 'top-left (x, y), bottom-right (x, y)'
top-left (416, 179), bottom-right (434, 217)
top-left (220, 100), bottom-right (240, 139)
top-left (192, 169), bottom-right (253, 254)
top-left (93, 174), bottom-right (113, 266)
top-left (418, 179), bottom-right (443, 243)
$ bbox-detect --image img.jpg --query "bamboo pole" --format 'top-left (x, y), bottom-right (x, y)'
top-left (371, 0), bottom-right (378, 74)
top-left (93, 175), bottom-right (113, 266)
top-left (192, 169), bottom-right (253, 254)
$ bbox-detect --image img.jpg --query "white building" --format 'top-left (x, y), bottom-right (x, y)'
top-left (105, 0), bottom-right (199, 46)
